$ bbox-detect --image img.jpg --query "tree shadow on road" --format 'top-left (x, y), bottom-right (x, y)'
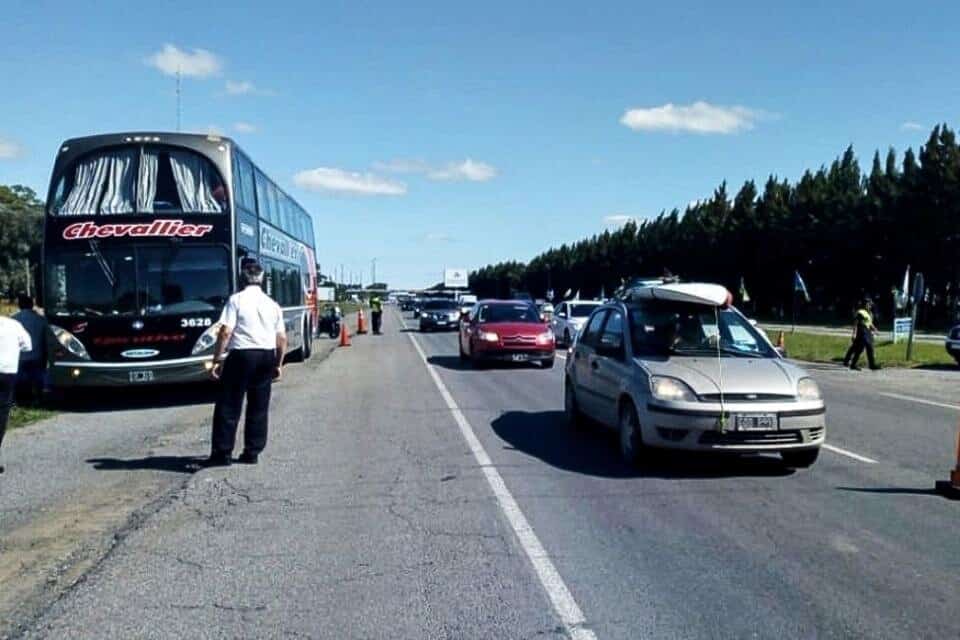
top-left (87, 455), bottom-right (203, 474)
top-left (836, 486), bottom-right (940, 496)
top-left (491, 410), bottom-right (796, 479)
top-left (52, 383), bottom-right (219, 413)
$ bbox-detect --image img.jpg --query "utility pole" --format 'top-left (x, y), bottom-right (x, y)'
top-left (371, 258), bottom-right (377, 287)
top-left (176, 66), bottom-right (182, 132)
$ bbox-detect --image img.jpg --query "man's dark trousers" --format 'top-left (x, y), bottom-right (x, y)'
top-left (848, 336), bottom-right (878, 369)
top-left (211, 349), bottom-right (275, 457)
top-left (0, 373), bottom-right (15, 454)
top-left (372, 311), bottom-right (383, 334)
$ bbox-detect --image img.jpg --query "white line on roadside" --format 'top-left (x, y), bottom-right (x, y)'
top-left (822, 443), bottom-right (878, 464)
top-left (399, 310), bottom-right (597, 640)
top-left (877, 392), bottom-right (960, 412)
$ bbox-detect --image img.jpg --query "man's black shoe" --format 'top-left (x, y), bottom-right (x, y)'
top-left (238, 452), bottom-right (259, 465)
top-left (869, 365), bottom-right (882, 371)
top-left (200, 454), bottom-right (232, 468)
top-left (0, 464), bottom-right (5, 474)
top-left (850, 365), bottom-right (862, 371)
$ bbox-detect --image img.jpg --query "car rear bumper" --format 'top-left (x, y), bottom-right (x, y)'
top-left (945, 339), bottom-right (960, 356)
top-left (473, 348), bottom-right (554, 362)
top-left (50, 356), bottom-right (214, 387)
top-left (420, 319), bottom-right (458, 331)
top-left (640, 402), bottom-right (826, 452)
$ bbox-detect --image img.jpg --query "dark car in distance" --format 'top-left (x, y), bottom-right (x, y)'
top-left (419, 299), bottom-right (462, 332)
top-left (459, 300), bottom-right (555, 368)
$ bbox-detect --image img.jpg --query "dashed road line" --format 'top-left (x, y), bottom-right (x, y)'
top-left (397, 309), bottom-right (597, 640)
top-left (822, 443), bottom-right (878, 464)
top-left (877, 392), bottom-right (960, 412)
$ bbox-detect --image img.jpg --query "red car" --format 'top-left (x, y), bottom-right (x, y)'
top-left (459, 300), bottom-right (555, 368)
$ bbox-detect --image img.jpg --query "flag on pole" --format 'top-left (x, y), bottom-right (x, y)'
top-left (793, 271), bottom-right (810, 302)
top-left (900, 265), bottom-right (911, 307)
top-left (739, 276), bottom-right (751, 303)
top-left (600, 285), bottom-right (606, 300)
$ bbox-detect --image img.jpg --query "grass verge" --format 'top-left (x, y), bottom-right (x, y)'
top-left (780, 331), bottom-right (955, 368)
top-left (9, 405), bottom-right (58, 431)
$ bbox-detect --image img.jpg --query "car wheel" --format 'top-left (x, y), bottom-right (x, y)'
top-left (619, 400), bottom-right (644, 466)
top-left (564, 378), bottom-right (586, 430)
top-left (542, 356), bottom-right (555, 369)
top-left (563, 329), bottom-right (571, 347)
top-left (781, 448), bottom-right (820, 468)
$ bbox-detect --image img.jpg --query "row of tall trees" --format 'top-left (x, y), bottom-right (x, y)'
top-left (470, 125), bottom-right (960, 329)
top-left (0, 185), bottom-right (44, 299)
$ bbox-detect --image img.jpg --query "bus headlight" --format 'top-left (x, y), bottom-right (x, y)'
top-left (50, 325), bottom-right (91, 360)
top-left (191, 323), bottom-right (222, 355)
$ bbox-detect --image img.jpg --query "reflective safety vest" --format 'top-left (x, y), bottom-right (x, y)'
top-left (370, 297), bottom-right (383, 312)
top-left (856, 308), bottom-right (873, 325)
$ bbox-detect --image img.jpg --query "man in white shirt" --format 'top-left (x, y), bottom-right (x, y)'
top-left (0, 314), bottom-right (32, 474)
top-left (204, 260), bottom-right (287, 467)
top-left (12, 294), bottom-right (48, 405)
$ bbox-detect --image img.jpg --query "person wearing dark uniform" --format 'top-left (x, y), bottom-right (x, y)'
top-left (843, 299), bottom-right (880, 371)
top-left (370, 295), bottom-right (383, 335)
top-left (204, 261), bottom-right (287, 467)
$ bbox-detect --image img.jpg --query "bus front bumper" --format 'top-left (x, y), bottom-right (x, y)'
top-left (50, 356), bottom-right (215, 387)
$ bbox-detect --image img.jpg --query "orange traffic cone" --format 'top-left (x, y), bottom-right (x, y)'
top-left (934, 423), bottom-right (960, 499)
top-left (339, 320), bottom-right (352, 347)
top-left (357, 308), bottom-right (368, 334)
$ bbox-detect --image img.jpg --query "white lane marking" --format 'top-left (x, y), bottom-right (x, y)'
top-left (822, 443), bottom-right (878, 464)
top-left (877, 392), bottom-right (960, 412)
top-left (555, 352), bottom-right (567, 360)
top-left (399, 311), bottom-right (596, 640)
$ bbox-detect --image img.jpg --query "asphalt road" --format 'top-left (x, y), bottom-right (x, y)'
top-left (3, 307), bottom-right (959, 639)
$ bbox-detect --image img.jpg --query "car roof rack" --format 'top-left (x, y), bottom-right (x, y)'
top-left (613, 275), bottom-right (681, 301)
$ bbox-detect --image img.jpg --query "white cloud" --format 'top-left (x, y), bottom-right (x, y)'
top-left (225, 80), bottom-right (255, 95)
top-left (293, 167), bottom-right (406, 196)
top-left (234, 122), bottom-right (257, 134)
top-left (620, 101), bottom-right (761, 134)
top-left (420, 231), bottom-right (454, 243)
top-left (146, 44), bottom-right (222, 78)
top-left (224, 80), bottom-right (274, 96)
top-left (602, 214), bottom-right (636, 228)
top-left (374, 157), bottom-right (497, 182)
top-left (428, 158), bottom-right (497, 182)
top-left (0, 137), bottom-right (23, 159)
top-left (901, 121), bottom-right (925, 132)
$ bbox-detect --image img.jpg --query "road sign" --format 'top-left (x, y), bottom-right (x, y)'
top-left (444, 268), bottom-right (468, 288)
top-left (893, 317), bottom-right (912, 343)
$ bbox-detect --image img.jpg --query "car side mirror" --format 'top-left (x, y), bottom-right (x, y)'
top-left (557, 312), bottom-right (567, 319)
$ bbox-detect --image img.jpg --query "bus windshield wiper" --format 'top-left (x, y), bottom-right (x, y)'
top-left (87, 240), bottom-right (116, 287)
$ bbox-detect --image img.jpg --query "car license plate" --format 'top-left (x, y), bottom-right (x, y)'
top-left (511, 354), bottom-right (529, 362)
top-left (129, 370), bottom-right (155, 383)
top-left (735, 413), bottom-right (777, 431)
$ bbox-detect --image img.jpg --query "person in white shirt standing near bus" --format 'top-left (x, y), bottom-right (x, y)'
top-left (204, 259), bottom-right (287, 468)
top-left (0, 314), bottom-right (32, 474)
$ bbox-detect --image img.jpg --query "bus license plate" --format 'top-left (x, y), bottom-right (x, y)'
top-left (735, 413), bottom-right (777, 431)
top-left (129, 370), bottom-right (155, 383)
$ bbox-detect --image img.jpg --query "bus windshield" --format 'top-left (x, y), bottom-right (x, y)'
top-left (45, 244), bottom-right (230, 317)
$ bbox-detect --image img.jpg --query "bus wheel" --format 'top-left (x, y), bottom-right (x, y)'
top-left (303, 319), bottom-right (313, 360)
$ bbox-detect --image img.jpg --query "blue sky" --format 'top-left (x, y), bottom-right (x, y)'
top-left (1, 1), bottom-right (957, 288)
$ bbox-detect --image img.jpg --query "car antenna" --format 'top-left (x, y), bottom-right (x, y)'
top-left (715, 305), bottom-right (726, 432)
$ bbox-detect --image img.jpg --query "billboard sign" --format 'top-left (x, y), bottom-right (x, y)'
top-left (443, 268), bottom-right (468, 288)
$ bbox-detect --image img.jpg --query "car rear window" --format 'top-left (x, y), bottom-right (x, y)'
top-left (478, 304), bottom-right (540, 323)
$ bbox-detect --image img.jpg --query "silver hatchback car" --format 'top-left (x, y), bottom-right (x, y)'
top-left (563, 283), bottom-right (826, 468)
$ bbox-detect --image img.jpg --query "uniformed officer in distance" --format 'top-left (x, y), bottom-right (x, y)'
top-left (204, 260), bottom-right (287, 467)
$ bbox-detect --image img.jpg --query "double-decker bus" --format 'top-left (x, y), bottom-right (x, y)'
top-left (42, 132), bottom-right (318, 388)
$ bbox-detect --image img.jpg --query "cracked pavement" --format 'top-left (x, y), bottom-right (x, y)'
top-left (18, 312), bottom-right (559, 639)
